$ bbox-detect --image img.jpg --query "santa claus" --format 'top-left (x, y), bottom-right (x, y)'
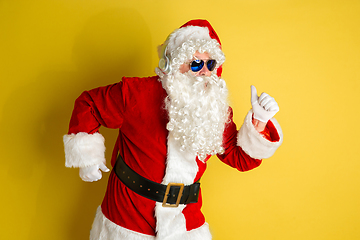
top-left (63, 19), bottom-right (283, 240)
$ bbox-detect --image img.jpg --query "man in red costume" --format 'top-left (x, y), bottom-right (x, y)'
top-left (63, 20), bottom-right (283, 240)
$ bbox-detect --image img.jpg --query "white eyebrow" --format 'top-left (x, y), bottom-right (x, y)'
top-left (192, 56), bottom-right (212, 61)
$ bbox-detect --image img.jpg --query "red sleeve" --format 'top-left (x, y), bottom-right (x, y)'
top-left (260, 120), bottom-right (281, 142)
top-left (217, 108), bottom-right (262, 172)
top-left (68, 81), bottom-right (125, 134)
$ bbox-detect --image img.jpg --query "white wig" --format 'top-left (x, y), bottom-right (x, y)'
top-left (156, 26), bottom-right (225, 76)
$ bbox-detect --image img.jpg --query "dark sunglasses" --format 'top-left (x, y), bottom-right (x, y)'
top-left (190, 59), bottom-right (217, 72)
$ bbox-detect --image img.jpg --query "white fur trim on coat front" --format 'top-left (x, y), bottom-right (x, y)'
top-left (63, 132), bottom-right (106, 168)
top-left (154, 132), bottom-right (212, 240)
top-left (237, 109), bottom-right (283, 160)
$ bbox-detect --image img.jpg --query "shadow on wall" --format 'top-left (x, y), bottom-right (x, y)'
top-left (1, 8), bottom-right (153, 240)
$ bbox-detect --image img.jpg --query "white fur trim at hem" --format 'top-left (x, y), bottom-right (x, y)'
top-left (90, 206), bottom-right (155, 240)
top-left (63, 132), bottom-right (106, 168)
top-left (237, 109), bottom-right (283, 159)
top-left (186, 222), bottom-right (212, 240)
top-left (89, 206), bottom-right (212, 240)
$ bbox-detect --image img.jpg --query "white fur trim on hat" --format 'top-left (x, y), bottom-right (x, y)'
top-left (237, 109), bottom-right (283, 159)
top-left (63, 132), bottom-right (106, 168)
top-left (166, 26), bottom-right (212, 54)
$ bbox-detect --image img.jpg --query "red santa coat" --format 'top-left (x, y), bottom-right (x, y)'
top-left (64, 75), bottom-right (283, 240)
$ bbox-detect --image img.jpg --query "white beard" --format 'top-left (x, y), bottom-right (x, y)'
top-left (160, 71), bottom-right (230, 161)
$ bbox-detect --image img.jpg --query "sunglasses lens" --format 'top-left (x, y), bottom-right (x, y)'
top-left (191, 60), bottom-right (204, 72)
top-left (207, 60), bottom-right (216, 71)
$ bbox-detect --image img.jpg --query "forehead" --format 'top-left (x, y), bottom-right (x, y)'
top-left (193, 51), bottom-right (210, 60)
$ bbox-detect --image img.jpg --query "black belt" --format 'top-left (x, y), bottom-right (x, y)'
top-left (114, 155), bottom-right (200, 207)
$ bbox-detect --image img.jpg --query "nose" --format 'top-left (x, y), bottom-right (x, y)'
top-left (198, 65), bottom-right (211, 77)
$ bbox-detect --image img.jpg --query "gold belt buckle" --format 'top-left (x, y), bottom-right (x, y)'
top-left (162, 183), bottom-right (184, 208)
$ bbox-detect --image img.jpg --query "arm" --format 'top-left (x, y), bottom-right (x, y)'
top-left (63, 81), bottom-right (126, 181)
top-left (252, 118), bottom-right (266, 132)
top-left (217, 108), bottom-right (263, 171)
top-left (218, 108), bottom-right (283, 171)
top-left (217, 86), bottom-right (283, 170)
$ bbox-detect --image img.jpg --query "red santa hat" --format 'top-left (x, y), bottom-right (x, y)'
top-left (179, 19), bottom-right (222, 47)
top-left (158, 19), bottom-right (224, 77)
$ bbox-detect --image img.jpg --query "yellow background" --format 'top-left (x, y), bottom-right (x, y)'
top-left (1, 0), bottom-right (359, 239)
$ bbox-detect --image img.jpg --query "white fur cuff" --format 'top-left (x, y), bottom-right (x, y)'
top-left (237, 109), bottom-right (283, 159)
top-left (63, 132), bottom-right (106, 168)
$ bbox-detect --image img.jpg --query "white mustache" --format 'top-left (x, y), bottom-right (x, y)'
top-left (192, 74), bottom-right (220, 88)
